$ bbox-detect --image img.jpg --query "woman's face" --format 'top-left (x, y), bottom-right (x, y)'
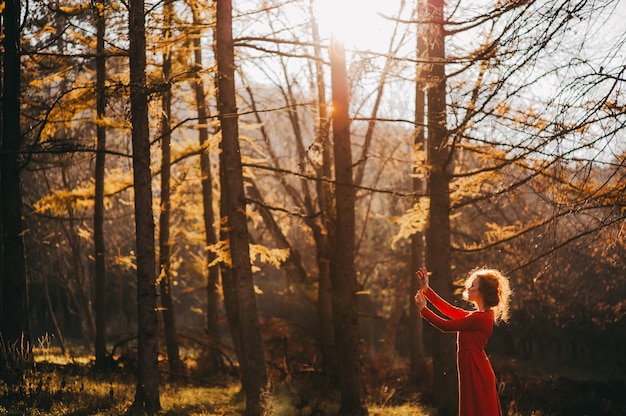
top-left (467, 278), bottom-right (481, 303)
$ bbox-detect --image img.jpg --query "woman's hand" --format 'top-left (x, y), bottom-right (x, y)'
top-left (414, 290), bottom-right (427, 310)
top-left (415, 267), bottom-right (430, 291)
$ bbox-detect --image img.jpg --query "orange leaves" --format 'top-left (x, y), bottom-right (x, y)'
top-left (390, 198), bottom-right (429, 248)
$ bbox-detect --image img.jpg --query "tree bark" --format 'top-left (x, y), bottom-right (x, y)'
top-left (215, 1), bottom-right (268, 414)
top-left (129, 0), bottom-right (160, 411)
top-left (308, 0), bottom-right (337, 376)
top-left (94, 0), bottom-right (108, 368)
top-left (409, 0), bottom-right (429, 385)
top-left (329, 37), bottom-right (367, 416)
top-left (190, 3), bottom-right (222, 367)
top-left (423, 0), bottom-right (458, 415)
top-left (158, 0), bottom-right (183, 378)
top-left (0, 0), bottom-right (31, 385)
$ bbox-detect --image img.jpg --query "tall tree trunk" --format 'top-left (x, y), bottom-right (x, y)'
top-left (158, 0), bottom-right (183, 378)
top-left (308, 0), bottom-right (337, 376)
top-left (215, 1), bottom-right (268, 414)
top-left (94, 0), bottom-right (108, 368)
top-left (409, 0), bottom-right (429, 385)
top-left (190, 3), bottom-right (222, 367)
top-left (329, 37), bottom-right (367, 416)
top-left (0, 0), bottom-right (31, 386)
top-left (129, 0), bottom-right (160, 411)
top-left (424, 0), bottom-right (457, 414)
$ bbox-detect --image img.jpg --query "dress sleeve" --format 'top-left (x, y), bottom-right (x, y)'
top-left (422, 287), bottom-right (468, 319)
top-left (421, 308), bottom-right (487, 332)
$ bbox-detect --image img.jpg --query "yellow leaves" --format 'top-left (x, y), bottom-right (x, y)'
top-left (35, 187), bottom-right (94, 216)
top-left (171, 136), bottom-right (205, 161)
top-left (34, 168), bottom-right (134, 216)
top-left (390, 198), bottom-right (429, 248)
top-left (411, 143), bottom-right (427, 180)
top-left (77, 226), bottom-right (92, 241)
top-left (451, 170), bottom-right (498, 201)
top-left (58, 5), bottom-right (88, 15)
top-left (109, 72), bottom-right (129, 86)
top-left (206, 238), bottom-right (290, 271)
top-left (206, 240), bottom-right (231, 268)
top-left (250, 245), bottom-right (290, 269)
top-left (114, 252), bottom-right (137, 271)
top-left (94, 115), bottom-right (126, 129)
top-left (28, 72), bottom-right (67, 90)
top-left (483, 221), bottom-right (524, 244)
top-left (495, 102), bottom-right (510, 117)
top-left (102, 168), bottom-right (134, 195)
top-left (29, 70), bottom-right (107, 141)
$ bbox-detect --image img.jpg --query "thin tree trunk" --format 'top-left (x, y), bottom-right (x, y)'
top-left (329, 37), bottom-right (367, 416)
top-left (44, 276), bottom-right (66, 355)
top-left (424, 1), bottom-right (457, 414)
top-left (215, 1), bottom-right (267, 414)
top-left (158, 0), bottom-right (183, 378)
top-left (308, 0), bottom-right (336, 376)
top-left (129, 0), bottom-right (160, 411)
top-left (0, 0), bottom-right (30, 386)
top-left (94, 0), bottom-right (108, 368)
top-left (190, 3), bottom-right (222, 367)
top-left (409, 0), bottom-right (429, 385)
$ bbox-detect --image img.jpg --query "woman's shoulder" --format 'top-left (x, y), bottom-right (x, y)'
top-left (470, 310), bottom-right (495, 323)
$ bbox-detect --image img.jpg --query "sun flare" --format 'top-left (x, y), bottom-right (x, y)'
top-left (313, 0), bottom-right (401, 50)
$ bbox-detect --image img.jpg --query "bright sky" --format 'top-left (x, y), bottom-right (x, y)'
top-left (312, 0), bottom-right (406, 51)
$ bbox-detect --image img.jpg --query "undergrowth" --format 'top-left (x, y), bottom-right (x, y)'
top-left (3, 346), bottom-right (622, 415)
top-left (0, 345), bottom-right (430, 415)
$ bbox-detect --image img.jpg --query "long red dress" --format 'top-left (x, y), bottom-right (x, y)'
top-left (420, 287), bottom-right (502, 416)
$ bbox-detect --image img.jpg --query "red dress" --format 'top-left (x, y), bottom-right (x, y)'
top-left (420, 287), bottom-right (502, 416)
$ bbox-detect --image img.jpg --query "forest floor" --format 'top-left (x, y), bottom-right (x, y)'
top-left (0, 347), bottom-right (624, 415)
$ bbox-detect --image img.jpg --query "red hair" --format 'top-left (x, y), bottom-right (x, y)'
top-left (464, 268), bottom-right (511, 324)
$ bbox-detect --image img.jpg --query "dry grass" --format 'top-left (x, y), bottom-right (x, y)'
top-left (0, 346), bottom-right (431, 415)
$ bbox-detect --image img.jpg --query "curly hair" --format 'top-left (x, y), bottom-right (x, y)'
top-left (463, 268), bottom-right (512, 324)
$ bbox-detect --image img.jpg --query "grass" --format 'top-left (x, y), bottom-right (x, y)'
top-left (0, 372), bottom-right (429, 415)
top-left (0, 346), bottom-right (431, 415)
top-left (9, 345), bottom-right (623, 415)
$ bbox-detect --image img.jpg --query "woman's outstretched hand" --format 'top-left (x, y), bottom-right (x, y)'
top-left (415, 267), bottom-right (430, 291)
top-left (414, 290), bottom-right (427, 310)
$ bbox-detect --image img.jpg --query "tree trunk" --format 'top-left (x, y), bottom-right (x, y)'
top-left (409, 0), bottom-right (429, 385)
top-left (329, 37), bottom-right (367, 416)
top-left (308, 0), bottom-right (337, 376)
top-left (158, 0), bottom-right (183, 378)
top-left (44, 276), bottom-right (66, 355)
top-left (190, 3), bottom-right (222, 367)
top-left (0, 0), bottom-right (31, 386)
top-left (93, 0), bottom-right (108, 368)
top-left (215, 1), bottom-right (268, 414)
top-left (424, 0), bottom-right (457, 414)
top-left (129, 0), bottom-right (160, 411)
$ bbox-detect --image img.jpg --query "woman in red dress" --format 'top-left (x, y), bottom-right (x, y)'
top-left (414, 267), bottom-right (511, 416)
